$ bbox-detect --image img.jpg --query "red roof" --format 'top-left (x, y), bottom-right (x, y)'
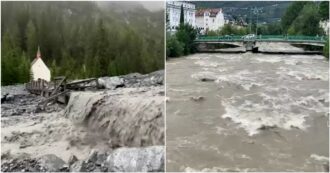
top-left (196, 8), bottom-right (222, 17)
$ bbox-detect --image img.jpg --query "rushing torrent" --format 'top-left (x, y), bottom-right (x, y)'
top-left (1, 71), bottom-right (165, 172)
top-left (166, 43), bottom-right (329, 172)
top-left (64, 87), bottom-right (164, 148)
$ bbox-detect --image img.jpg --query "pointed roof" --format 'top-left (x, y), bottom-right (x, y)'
top-left (36, 46), bottom-right (41, 59)
top-left (31, 46), bottom-right (42, 65)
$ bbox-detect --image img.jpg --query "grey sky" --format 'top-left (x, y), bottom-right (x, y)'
top-left (140, 1), bottom-right (164, 11)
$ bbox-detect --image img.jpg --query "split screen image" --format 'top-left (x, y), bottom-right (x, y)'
top-left (1, 1), bottom-right (329, 172)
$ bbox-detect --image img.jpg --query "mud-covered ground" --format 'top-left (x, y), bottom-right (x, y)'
top-left (166, 44), bottom-right (329, 172)
top-left (1, 70), bottom-right (164, 172)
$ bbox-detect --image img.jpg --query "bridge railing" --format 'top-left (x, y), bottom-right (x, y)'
top-left (197, 35), bottom-right (243, 41)
top-left (196, 35), bottom-right (326, 42)
top-left (258, 35), bottom-right (285, 40)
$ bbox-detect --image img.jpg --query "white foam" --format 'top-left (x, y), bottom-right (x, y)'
top-left (215, 70), bottom-right (263, 91)
top-left (215, 126), bottom-right (231, 136)
top-left (215, 55), bottom-right (243, 61)
top-left (185, 166), bottom-right (255, 172)
top-left (186, 55), bottom-right (210, 60)
top-left (253, 55), bottom-right (325, 66)
top-left (221, 84), bottom-right (330, 136)
top-left (222, 99), bottom-right (308, 136)
top-left (195, 60), bottom-right (220, 67)
top-left (254, 57), bottom-right (283, 63)
top-left (190, 53), bottom-right (328, 136)
top-left (310, 154), bottom-right (329, 163)
top-left (277, 66), bottom-right (328, 81)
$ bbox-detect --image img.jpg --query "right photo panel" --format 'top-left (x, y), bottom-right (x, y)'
top-left (166, 1), bottom-right (329, 172)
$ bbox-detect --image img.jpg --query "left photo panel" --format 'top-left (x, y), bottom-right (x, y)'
top-left (1, 1), bottom-right (165, 172)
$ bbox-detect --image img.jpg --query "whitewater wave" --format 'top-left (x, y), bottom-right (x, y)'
top-left (215, 70), bottom-right (263, 91)
top-left (188, 53), bottom-right (328, 136)
top-left (195, 60), bottom-right (221, 67)
top-left (185, 166), bottom-right (256, 172)
top-left (277, 66), bottom-right (328, 81)
top-left (221, 87), bottom-right (328, 136)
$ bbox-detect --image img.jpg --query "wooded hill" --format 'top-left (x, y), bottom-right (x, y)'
top-left (193, 1), bottom-right (292, 24)
top-left (1, 2), bottom-right (164, 85)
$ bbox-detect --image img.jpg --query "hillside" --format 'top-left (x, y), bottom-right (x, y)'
top-left (192, 1), bottom-right (292, 24)
top-left (1, 1), bottom-right (164, 85)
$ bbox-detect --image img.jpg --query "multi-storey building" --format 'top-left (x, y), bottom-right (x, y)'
top-left (195, 8), bottom-right (225, 34)
top-left (166, 1), bottom-right (196, 32)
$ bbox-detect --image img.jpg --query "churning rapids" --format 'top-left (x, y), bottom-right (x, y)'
top-left (166, 45), bottom-right (329, 172)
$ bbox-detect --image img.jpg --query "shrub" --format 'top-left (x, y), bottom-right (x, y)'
top-left (167, 36), bottom-right (184, 57)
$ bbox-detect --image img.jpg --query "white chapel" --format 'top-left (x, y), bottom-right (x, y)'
top-left (30, 46), bottom-right (51, 82)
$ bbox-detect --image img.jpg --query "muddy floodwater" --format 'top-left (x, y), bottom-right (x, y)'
top-left (166, 49), bottom-right (329, 171)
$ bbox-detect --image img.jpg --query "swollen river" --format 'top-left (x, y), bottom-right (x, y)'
top-left (166, 48), bottom-right (329, 171)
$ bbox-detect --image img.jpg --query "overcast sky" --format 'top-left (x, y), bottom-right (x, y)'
top-left (140, 1), bottom-right (164, 11)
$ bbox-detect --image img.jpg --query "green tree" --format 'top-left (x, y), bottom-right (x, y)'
top-left (166, 35), bottom-right (184, 57)
top-left (217, 24), bottom-right (247, 35)
top-left (95, 19), bottom-right (110, 76)
top-left (26, 20), bottom-right (38, 60)
top-left (18, 52), bottom-right (30, 83)
top-left (281, 1), bottom-right (309, 33)
top-left (176, 24), bottom-right (197, 55)
top-left (180, 4), bottom-right (184, 25)
top-left (290, 3), bottom-right (323, 35)
top-left (267, 22), bottom-right (283, 35)
top-left (319, 1), bottom-right (329, 21)
top-left (206, 30), bottom-right (218, 36)
top-left (1, 31), bottom-right (22, 85)
top-left (50, 59), bottom-right (57, 79)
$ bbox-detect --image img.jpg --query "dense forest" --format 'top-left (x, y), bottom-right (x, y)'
top-left (1, 2), bottom-right (164, 86)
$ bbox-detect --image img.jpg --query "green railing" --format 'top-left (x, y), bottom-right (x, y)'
top-left (196, 35), bottom-right (326, 42)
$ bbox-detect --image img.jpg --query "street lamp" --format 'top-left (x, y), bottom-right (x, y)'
top-left (252, 7), bottom-right (260, 36)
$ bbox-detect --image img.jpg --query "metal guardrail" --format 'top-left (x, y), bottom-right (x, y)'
top-left (195, 35), bottom-right (327, 43)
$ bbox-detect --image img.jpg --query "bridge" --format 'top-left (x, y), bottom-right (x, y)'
top-left (195, 35), bottom-right (326, 52)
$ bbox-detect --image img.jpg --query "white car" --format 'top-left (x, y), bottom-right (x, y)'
top-left (243, 34), bottom-right (256, 39)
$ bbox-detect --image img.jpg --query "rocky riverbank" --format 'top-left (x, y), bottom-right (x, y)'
top-left (1, 70), bottom-right (165, 172)
top-left (1, 146), bottom-right (164, 172)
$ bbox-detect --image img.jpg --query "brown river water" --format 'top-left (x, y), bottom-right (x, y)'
top-left (166, 45), bottom-right (329, 171)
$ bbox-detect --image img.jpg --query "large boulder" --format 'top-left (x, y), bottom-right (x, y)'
top-left (37, 154), bottom-right (66, 172)
top-left (98, 76), bottom-right (125, 90)
top-left (97, 70), bottom-right (164, 89)
top-left (106, 146), bottom-right (164, 172)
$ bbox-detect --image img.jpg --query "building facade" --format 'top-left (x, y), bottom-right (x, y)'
top-left (31, 47), bottom-right (51, 82)
top-left (195, 8), bottom-right (225, 34)
top-left (166, 1), bottom-right (195, 32)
